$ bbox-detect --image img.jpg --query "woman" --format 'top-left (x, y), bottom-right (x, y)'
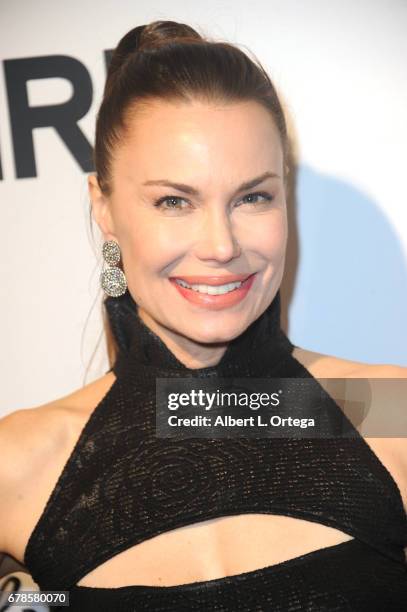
top-left (1, 20), bottom-right (406, 611)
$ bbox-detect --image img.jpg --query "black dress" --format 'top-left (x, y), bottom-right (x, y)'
top-left (23, 290), bottom-right (407, 611)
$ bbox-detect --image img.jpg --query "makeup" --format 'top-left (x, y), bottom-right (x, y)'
top-left (169, 273), bottom-right (256, 310)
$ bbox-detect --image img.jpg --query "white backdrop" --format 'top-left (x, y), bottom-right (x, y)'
top-left (1, 0), bottom-right (406, 416)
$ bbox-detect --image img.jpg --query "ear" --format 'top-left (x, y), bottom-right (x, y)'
top-left (88, 174), bottom-right (117, 241)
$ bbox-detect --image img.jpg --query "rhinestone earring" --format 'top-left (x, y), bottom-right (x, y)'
top-left (100, 240), bottom-right (127, 297)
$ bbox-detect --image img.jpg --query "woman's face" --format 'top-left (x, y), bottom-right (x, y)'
top-left (90, 98), bottom-right (287, 362)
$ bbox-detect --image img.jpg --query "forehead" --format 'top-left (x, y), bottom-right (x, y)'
top-left (113, 99), bottom-right (283, 181)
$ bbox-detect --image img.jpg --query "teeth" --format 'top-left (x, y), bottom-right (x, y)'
top-left (175, 279), bottom-right (243, 295)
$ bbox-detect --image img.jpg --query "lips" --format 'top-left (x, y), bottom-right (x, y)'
top-left (170, 273), bottom-right (253, 286)
top-left (170, 273), bottom-right (256, 310)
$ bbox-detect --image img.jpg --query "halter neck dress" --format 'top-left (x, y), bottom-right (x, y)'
top-left (23, 290), bottom-right (407, 610)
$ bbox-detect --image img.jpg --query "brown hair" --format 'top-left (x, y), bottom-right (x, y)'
top-left (90, 20), bottom-right (291, 372)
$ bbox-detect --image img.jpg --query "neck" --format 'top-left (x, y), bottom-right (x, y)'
top-left (105, 288), bottom-right (292, 380)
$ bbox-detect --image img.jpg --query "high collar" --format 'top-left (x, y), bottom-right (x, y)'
top-left (104, 289), bottom-right (295, 380)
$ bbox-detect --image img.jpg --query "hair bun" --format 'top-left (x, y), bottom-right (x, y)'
top-left (106, 21), bottom-right (203, 91)
top-left (138, 20), bottom-right (203, 51)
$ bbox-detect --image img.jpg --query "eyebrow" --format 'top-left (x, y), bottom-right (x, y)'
top-left (142, 171), bottom-right (280, 196)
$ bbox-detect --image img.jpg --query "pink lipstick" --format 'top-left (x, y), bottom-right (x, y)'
top-left (169, 273), bottom-right (256, 310)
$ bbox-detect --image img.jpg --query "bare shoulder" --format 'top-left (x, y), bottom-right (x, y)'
top-left (293, 346), bottom-right (407, 514)
top-left (0, 405), bottom-right (67, 483)
top-left (0, 371), bottom-right (116, 559)
top-left (292, 346), bottom-right (407, 379)
top-left (0, 404), bottom-right (66, 555)
top-left (292, 346), bottom-right (366, 377)
top-left (0, 370), bottom-right (117, 465)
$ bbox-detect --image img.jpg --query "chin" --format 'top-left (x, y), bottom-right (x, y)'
top-left (189, 322), bottom-right (245, 346)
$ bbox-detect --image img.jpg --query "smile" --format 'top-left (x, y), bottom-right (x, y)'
top-left (174, 279), bottom-right (243, 295)
top-left (169, 273), bottom-right (257, 310)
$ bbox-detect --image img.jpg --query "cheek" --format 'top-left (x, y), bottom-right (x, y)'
top-left (121, 218), bottom-right (183, 272)
top-left (243, 212), bottom-right (287, 259)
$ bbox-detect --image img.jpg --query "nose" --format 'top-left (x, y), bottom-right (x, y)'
top-left (194, 207), bottom-right (241, 263)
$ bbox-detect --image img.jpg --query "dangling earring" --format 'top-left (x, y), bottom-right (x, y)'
top-left (100, 239), bottom-right (127, 297)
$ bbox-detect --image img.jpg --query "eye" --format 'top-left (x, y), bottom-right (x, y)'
top-left (153, 191), bottom-right (274, 211)
top-left (238, 191), bottom-right (274, 207)
top-left (153, 196), bottom-right (190, 210)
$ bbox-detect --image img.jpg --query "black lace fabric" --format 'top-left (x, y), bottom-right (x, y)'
top-left (23, 290), bottom-right (407, 611)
